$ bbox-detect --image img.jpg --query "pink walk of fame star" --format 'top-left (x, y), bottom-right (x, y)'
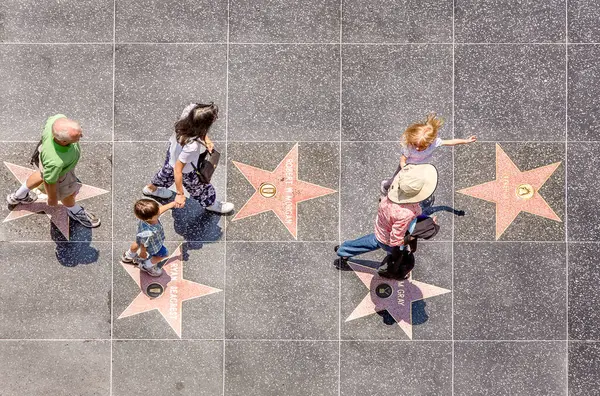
top-left (118, 244), bottom-right (221, 338)
top-left (3, 162), bottom-right (109, 239)
top-left (346, 262), bottom-right (451, 339)
top-left (231, 144), bottom-right (337, 238)
top-left (457, 144), bottom-right (562, 240)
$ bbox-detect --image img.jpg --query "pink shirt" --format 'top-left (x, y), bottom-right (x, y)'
top-left (374, 197), bottom-right (422, 247)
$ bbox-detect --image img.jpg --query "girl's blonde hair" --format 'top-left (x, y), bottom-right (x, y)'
top-left (402, 113), bottom-right (444, 150)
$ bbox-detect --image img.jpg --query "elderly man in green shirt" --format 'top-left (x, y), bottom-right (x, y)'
top-left (7, 114), bottom-right (100, 228)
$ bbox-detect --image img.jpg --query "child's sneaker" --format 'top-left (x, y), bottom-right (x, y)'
top-left (139, 263), bottom-right (163, 277)
top-left (7, 190), bottom-right (38, 205)
top-left (142, 186), bottom-right (173, 199)
top-left (121, 251), bottom-right (136, 264)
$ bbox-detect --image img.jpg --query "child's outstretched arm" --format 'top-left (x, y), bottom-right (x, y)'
top-left (158, 201), bottom-right (177, 216)
top-left (441, 136), bottom-right (477, 146)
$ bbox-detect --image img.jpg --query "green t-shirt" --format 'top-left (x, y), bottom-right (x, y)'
top-left (40, 114), bottom-right (81, 184)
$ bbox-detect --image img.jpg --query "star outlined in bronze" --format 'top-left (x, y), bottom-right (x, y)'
top-left (457, 144), bottom-right (562, 240)
top-left (231, 144), bottom-right (337, 238)
top-left (118, 244), bottom-right (222, 338)
top-left (3, 162), bottom-right (109, 239)
top-left (346, 262), bottom-right (451, 339)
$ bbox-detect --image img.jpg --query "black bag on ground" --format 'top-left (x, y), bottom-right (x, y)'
top-left (377, 246), bottom-right (415, 280)
top-left (191, 148), bottom-right (220, 184)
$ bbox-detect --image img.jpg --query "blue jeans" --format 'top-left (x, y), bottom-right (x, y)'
top-left (337, 233), bottom-right (393, 258)
top-left (338, 219), bottom-right (418, 258)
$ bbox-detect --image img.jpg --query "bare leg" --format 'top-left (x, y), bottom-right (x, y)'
top-left (129, 242), bottom-right (139, 252)
top-left (61, 193), bottom-right (76, 207)
top-left (150, 255), bottom-right (167, 265)
top-left (145, 184), bottom-right (157, 192)
top-left (25, 171), bottom-right (43, 189)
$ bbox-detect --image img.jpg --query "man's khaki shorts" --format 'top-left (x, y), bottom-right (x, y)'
top-left (38, 153), bottom-right (82, 201)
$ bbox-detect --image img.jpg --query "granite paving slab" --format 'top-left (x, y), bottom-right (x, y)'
top-left (342, 44), bottom-right (452, 141)
top-left (228, 44), bottom-right (340, 141)
top-left (454, 242), bottom-right (566, 340)
top-left (229, 0), bottom-right (339, 43)
top-left (113, 141), bottom-right (227, 243)
top-left (568, 242), bottom-right (600, 340)
top-left (225, 242), bottom-right (339, 339)
top-left (340, 341), bottom-right (452, 395)
top-left (0, 44), bottom-right (113, 141)
top-left (342, 0), bottom-right (453, 43)
top-left (455, 0), bottom-right (565, 43)
top-left (569, 341), bottom-right (600, 396)
top-left (568, 0), bottom-right (600, 43)
top-left (0, 0), bottom-right (113, 43)
top-left (568, 45), bottom-right (600, 141)
top-left (567, 142), bottom-right (600, 241)
top-left (0, 341), bottom-right (110, 396)
top-left (225, 341), bottom-right (338, 396)
top-left (112, 340), bottom-right (223, 395)
top-left (454, 341), bottom-right (567, 396)
top-left (116, 0), bottom-right (227, 43)
top-left (455, 44), bottom-right (565, 141)
top-left (340, 141), bottom-right (454, 243)
top-left (114, 44), bottom-right (227, 141)
top-left (0, 242), bottom-right (111, 339)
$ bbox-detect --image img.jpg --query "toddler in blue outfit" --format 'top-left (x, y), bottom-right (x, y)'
top-left (121, 198), bottom-right (176, 277)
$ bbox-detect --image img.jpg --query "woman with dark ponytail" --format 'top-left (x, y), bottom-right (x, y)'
top-left (143, 102), bottom-right (234, 214)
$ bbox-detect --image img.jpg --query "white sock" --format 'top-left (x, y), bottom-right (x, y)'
top-left (125, 249), bottom-right (138, 259)
top-left (66, 204), bottom-right (82, 214)
top-left (15, 184), bottom-right (31, 198)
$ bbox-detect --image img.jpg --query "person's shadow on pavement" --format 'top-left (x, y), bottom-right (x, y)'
top-left (171, 198), bottom-right (224, 243)
top-left (420, 195), bottom-right (465, 217)
top-left (51, 222), bottom-right (99, 267)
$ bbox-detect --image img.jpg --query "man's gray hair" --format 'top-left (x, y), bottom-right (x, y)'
top-left (52, 118), bottom-right (81, 142)
top-left (52, 128), bottom-right (73, 141)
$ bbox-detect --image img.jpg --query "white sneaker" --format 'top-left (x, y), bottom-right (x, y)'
top-left (142, 186), bottom-right (173, 199)
top-left (205, 201), bottom-right (234, 214)
top-left (139, 263), bottom-right (163, 277)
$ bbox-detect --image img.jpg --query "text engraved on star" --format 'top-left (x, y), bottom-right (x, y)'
top-left (118, 244), bottom-right (221, 338)
top-left (346, 263), bottom-right (451, 339)
top-left (457, 144), bottom-right (562, 240)
top-left (231, 144), bottom-right (336, 238)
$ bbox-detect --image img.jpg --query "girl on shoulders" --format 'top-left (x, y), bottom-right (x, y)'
top-left (381, 113), bottom-right (476, 194)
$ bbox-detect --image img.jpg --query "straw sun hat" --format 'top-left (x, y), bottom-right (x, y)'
top-left (387, 164), bottom-right (438, 204)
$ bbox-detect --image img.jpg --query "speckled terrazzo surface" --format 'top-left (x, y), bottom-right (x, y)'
top-left (0, 1), bottom-right (598, 395)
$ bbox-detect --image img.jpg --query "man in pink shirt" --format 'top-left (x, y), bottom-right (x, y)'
top-left (335, 164), bottom-right (438, 265)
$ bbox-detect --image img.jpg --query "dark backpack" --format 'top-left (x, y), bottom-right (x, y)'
top-left (403, 216), bottom-right (439, 253)
top-left (377, 216), bottom-right (440, 280)
top-left (190, 145), bottom-right (220, 184)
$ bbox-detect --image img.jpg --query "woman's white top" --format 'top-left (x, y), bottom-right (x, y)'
top-left (167, 103), bottom-right (207, 174)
